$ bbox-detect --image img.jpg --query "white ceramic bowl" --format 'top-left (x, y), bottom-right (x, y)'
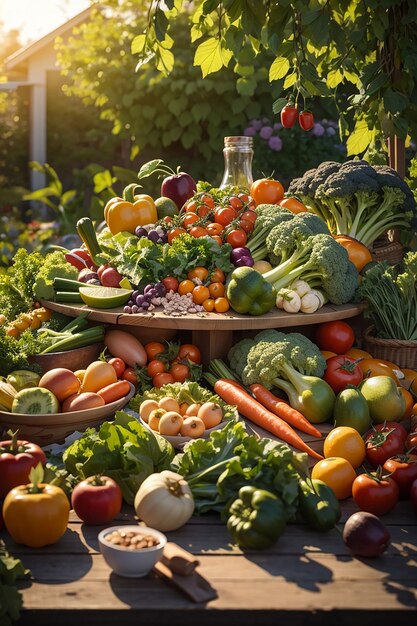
top-left (98, 525), bottom-right (167, 578)
top-left (139, 416), bottom-right (227, 449)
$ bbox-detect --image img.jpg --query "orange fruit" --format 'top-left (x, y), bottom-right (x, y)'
top-left (401, 368), bottom-right (417, 383)
top-left (346, 347), bottom-right (372, 360)
top-left (178, 280), bottom-right (195, 295)
top-left (192, 285), bottom-right (210, 304)
top-left (208, 282), bottom-right (225, 298)
top-left (399, 387), bottom-right (414, 419)
top-left (188, 267), bottom-right (209, 281)
top-left (358, 358), bottom-right (399, 382)
top-left (214, 297), bottom-right (230, 313)
top-left (203, 298), bottom-right (215, 312)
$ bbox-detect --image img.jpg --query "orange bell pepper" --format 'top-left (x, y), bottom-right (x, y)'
top-left (333, 234), bottom-right (373, 272)
top-left (104, 184), bottom-right (158, 234)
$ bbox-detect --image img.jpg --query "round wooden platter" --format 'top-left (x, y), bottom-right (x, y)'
top-left (41, 300), bottom-right (366, 331)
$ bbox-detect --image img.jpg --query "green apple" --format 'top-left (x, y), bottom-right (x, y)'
top-left (360, 376), bottom-right (405, 423)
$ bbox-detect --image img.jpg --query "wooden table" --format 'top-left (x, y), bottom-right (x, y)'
top-left (42, 300), bottom-right (366, 364)
top-left (4, 501), bottom-right (416, 626)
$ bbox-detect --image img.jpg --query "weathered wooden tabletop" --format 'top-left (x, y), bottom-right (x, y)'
top-left (3, 499), bottom-right (416, 626)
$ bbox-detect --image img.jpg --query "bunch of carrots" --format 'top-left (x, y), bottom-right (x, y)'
top-left (205, 363), bottom-right (324, 460)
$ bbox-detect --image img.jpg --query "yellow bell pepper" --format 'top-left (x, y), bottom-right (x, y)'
top-left (104, 184), bottom-right (158, 234)
top-left (2, 464), bottom-right (69, 548)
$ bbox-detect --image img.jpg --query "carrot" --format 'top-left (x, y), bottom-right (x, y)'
top-left (214, 379), bottom-right (323, 460)
top-left (249, 384), bottom-right (323, 439)
top-left (97, 380), bottom-right (130, 404)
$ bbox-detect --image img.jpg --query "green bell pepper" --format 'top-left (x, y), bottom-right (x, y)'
top-left (298, 478), bottom-right (341, 531)
top-left (227, 485), bottom-right (286, 549)
top-left (226, 267), bottom-right (276, 316)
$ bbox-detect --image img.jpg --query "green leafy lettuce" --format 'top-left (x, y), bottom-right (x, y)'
top-left (172, 421), bottom-right (307, 517)
top-left (63, 411), bottom-right (174, 503)
top-left (33, 251), bottom-right (78, 300)
top-left (0, 541), bottom-right (31, 626)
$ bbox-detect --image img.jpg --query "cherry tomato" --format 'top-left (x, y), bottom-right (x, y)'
top-left (71, 475), bottom-right (122, 525)
top-left (145, 341), bottom-right (165, 361)
top-left (153, 372), bottom-right (175, 387)
top-left (229, 196), bottom-right (244, 210)
top-left (162, 276), bottom-right (179, 292)
top-left (406, 432), bottom-right (417, 450)
top-left (192, 285), bottom-right (210, 304)
top-left (238, 193), bottom-right (256, 209)
top-left (214, 297), bottom-right (230, 313)
top-left (365, 424), bottom-right (405, 467)
top-left (226, 228), bottom-right (247, 248)
top-left (122, 367), bottom-right (138, 385)
top-left (279, 197), bottom-right (307, 214)
top-left (323, 355), bottom-right (364, 394)
top-left (315, 321), bottom-right (355, 354)
top-left (182, 213), bottom-right (199, 228)
top-left (352, 472), bottom-right (399, 516)
top-left (200, 193), bottom-right (215, 209)
top-left (168, 227), bottom-right (186, 243)
top-left (178, 344), bottom-right (201, 364)
top-left (299, 110), bottom-right (314, 131)
top-left (214, 206), bottom-right (237, 226)
top-left (189, 226), bottom-right (208, 238)
top-left (184, 200), bottom-right (197, 213)
top-left (311, 457), bottom-right (357, 500)
top-left (188, 267), bottom-right (209, 282)
top-left (240, 210), bottom-right (257, 224)
top-left (250, 178), bottom-right (285, 205)
top-left (170, 363), bottom-right (190, 383)
top-left (206, 222), bottom-right (224, 236)
top-left (178, 279), bottom-right (195, 295)
top-left (108, 357), bottom-right (125, 378)
top-left (203, 298), bottom-right (215, 312)
top-left (211, 235), bottom-right (223, 246)
top-left (197, 204), bottom-right (212, 218)
top-left (280, 104), bottom-right (298, 128)
top-left (210, 268), bottom-right (225, 283)
top-left (208, 282), bottom-right (225, 299)
top-left (239, 219), bottom-right (255, 234)
top-left (147, 359), bottom-right (167, 378)
top-left (383, 453), bottom-right (417, 499)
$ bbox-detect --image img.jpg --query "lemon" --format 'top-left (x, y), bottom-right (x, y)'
top-left (79, 286), bottom-right (132, 309)
top-left (119, 277), bottom-right (132, 290)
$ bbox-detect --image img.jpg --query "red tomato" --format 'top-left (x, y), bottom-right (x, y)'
top-left (214, 206), bottom-right (237, 226)
top-left (200, 194), bottom-right (215, 209)
top-left (145, 341), bottom-right (166, 361)
top-left (365, 425), bottom-right (405, 467)
top-left (352, 472), bottom-right (399, 516)
top-left (170, 363), bottom-right (190, 383)
top-left (240, 209), bottom-right (257, 224)
top-left (226, 228), bottom-right (248, 248)
top-left (196, 204), bottom-right (212, 218)
top-left (238, 193), bottom-right (256, 209)
top-left (323, 355), bottom-right (364, 394)
top-left (383, 453), bottom-right (417, 499)
top-left (299, 110), bottom-right (314, 131)
top-left (280, 104), bottom-right (298, 128)
top-left (229, 196), bottom-right (244, 210)
top-left (406, 432), bottom-right (417, 450)
top-left (178, 344), bottom-right (201, 364)
top-left (167, 227), bottom-right (186, 243)
top-left (373, 421), bottom-right (408, 443)
top-left (315, 321), bottom-right (355, 354)
top-left (410, 478), bottom-right (417, 514)
top-left (122, 367), bottom-right (138, 385)
top-left (189, 225), bottom-right (208, 238)
top-left (153, 372), bottom-right (175, 387)
top-left (147, 359), bottom-right (167, 378)
top-left (108, 357), bottom-right (125, 378)
top-left (250, 178), bottom-right (284, 205)
top-left (162, 276), bottom-right (179, 292)
top-left (239, 219), bottom-right (255, 234)
top-left (182, 213), bottom-right (199, 228)
top-left (71, 475), bottom-right (122, 525)
top-left (0, 435), bottom-right (47, 499)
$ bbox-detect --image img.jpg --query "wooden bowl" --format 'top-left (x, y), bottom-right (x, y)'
top-left (28, 342), bottom-right (104, 374)
top-left (0, 383), bottom-right (135, 446)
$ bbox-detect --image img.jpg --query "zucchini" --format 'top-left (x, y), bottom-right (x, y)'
top-left (53, 277), bottom-right (95, 291)
top-left (76, 217), bottom-right (103, 265)
top-left (54, 292), bottom-right (83, 303)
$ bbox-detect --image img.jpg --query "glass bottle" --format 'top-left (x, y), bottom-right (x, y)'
top-left (219, 136), bottom-right (254, 190)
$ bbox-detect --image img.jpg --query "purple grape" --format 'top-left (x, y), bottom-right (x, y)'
top-left (127, 299), bottom-right (134, 306)
top-left (123, 306), bottom-right (132, 313)
top-left (146, 288), bottom-right (157, 298)
top-left (144, 284), bottom-right (155, 294)
top-left (131, 305), bottom-right (139, 313)
top-left (147, 230), bottom-right (160, 243)
top-left (132, 290), bottom-right (140, 299)
top-left (135, 227), bottom-right (148, 238)
top-left (136, 295), bottom-right (145, 306)
top-left (141, 301), bottom-right (150, 309)
top-left (154, 282), bottom-right (166, 297)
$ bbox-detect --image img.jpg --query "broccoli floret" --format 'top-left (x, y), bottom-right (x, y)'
top-left (247, 205), bottom-right (294, 261)
top-left (227, 338), bottom-right (255, 380)
top-left (266, 213), bottom-right (329, 266)
top-left (33, 251), bottom-right (78, 301)
top-left (263, 232), bottom-right (358, 304)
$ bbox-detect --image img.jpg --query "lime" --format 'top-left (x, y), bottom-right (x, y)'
top-left (79, 286), bottom-right (132, 309)
top-left (155, 196), bottom-right (179, 219)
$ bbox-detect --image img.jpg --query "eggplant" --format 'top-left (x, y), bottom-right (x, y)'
top-left (343, 511), bottom-right (390, 557)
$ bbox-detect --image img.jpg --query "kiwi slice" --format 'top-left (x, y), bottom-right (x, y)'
top-left (12, 388), bottom-right (60, 415)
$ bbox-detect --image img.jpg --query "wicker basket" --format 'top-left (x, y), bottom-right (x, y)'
top-left (363, 325), bottom-right (417, 369)
top-left (371, 235), bottom-right (404, 265)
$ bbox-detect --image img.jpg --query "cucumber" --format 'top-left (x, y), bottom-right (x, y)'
top-left (53, 277), bottom-right (95, 292)
top-left (76, 217), bottom-right (103, 265)
top-left (54, 291), bottom-right (83, 303)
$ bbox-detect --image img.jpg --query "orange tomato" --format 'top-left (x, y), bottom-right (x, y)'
top-left (208, 282), bottom-right (225, 298)
top-left (153, 372), bottom-right (175, 388)
top-left (210, 268), bottom-right (225, 283)
top-left (206, 222), bottom-right (224, 236)
top-left (211, 235), bottom-right (223, 246)
top-left (321, 350), bottom-right (337, 360)
top-left (168, 227), bottom-right (186, 243)
top-left (401, 369), bottom-right (417, 383)
top-left (311, 457), bottom-right (357, 500)
top-left (399, 387), bottom-right (414, 419)
top-left (250, 178), bottom-right (284, 206)
top-left (145, 341), bottom-right (165, 361)
top-left (410, 377), bottom-right (417, 398)
top-left (178, 280), bottom-right (195, 295)
top-left (412, 402), bottom-right (417, 415)
top-left (346, 347), bottom-right (372, 360)
top-left (279, 197), bottom-right (307, 214)
top-left (203, 298), bottom-right (215, 312)
top-left (192, 285), bottom-right (210, 304)
top-left (214, 297), bottom-right (230, 313)
top-left (196, 204), bottom-right (212, 218)
top-left (377, 358), bottom-right (401, 371)
top-left (188, 267), bottom-right (209, 282)
top-left (323, 427), bottom-right (366, 468)
top-left (182, 213), bottom-right (199, 228)
top-left (189, 226), bottom-right (208, 238)
top-left (358, 358), bottom-right (399, 382)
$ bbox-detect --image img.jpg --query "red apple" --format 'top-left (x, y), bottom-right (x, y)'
top-left (161, 172), bottom-right (197, 210)
top-left (100, 267), bottom-right (123, 288)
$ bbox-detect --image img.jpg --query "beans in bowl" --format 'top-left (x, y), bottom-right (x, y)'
top-left (104, 529), bottom-right (160, 550)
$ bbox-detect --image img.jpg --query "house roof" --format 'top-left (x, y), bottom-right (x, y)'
top-left (5, 5), bottom-right (93, 70)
